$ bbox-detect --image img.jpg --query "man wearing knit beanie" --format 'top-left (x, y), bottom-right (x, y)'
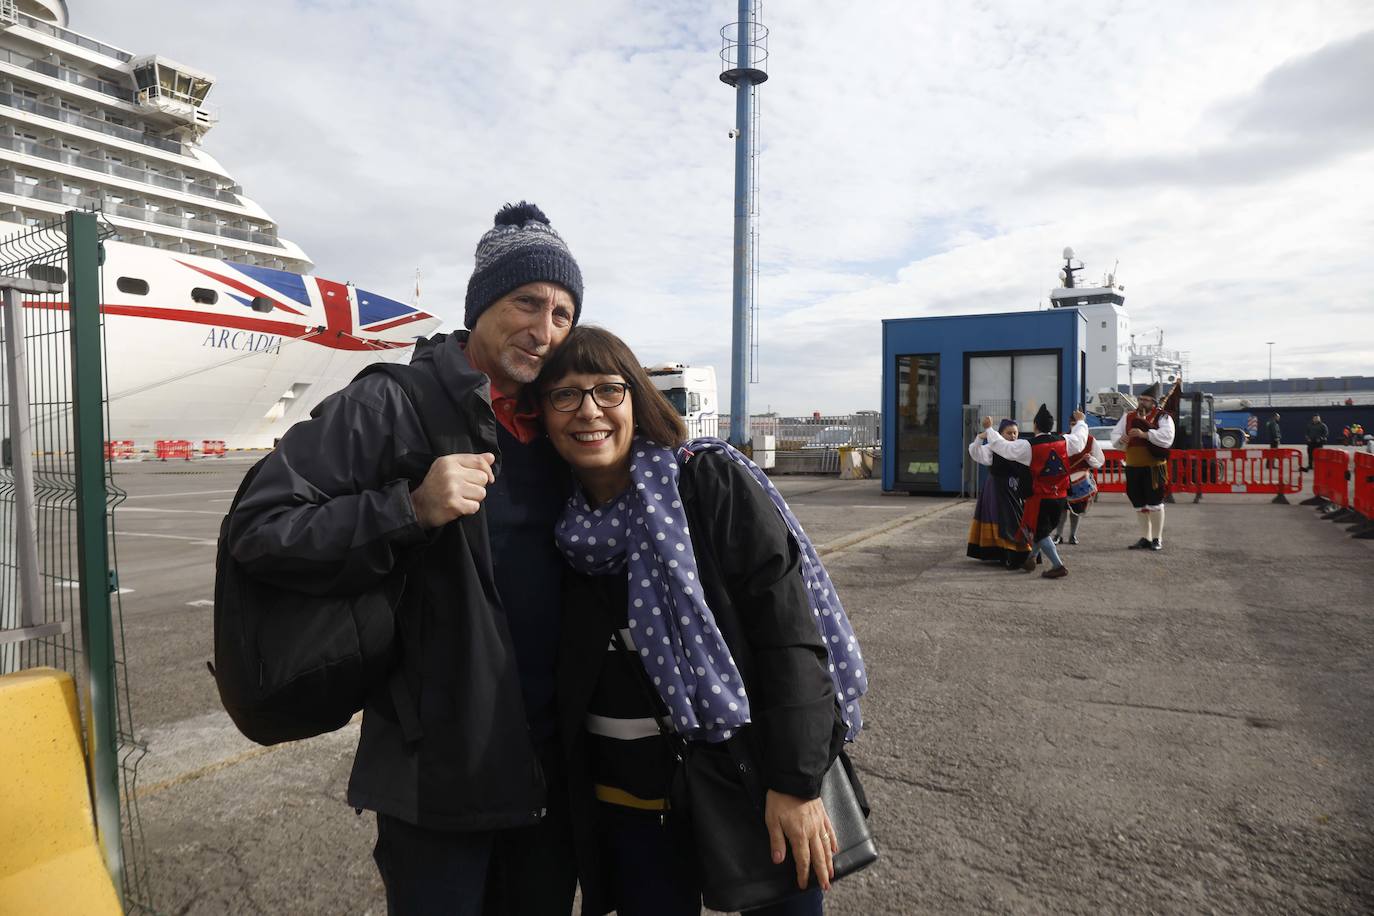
top-left (226, 201), bottom-right (583, 915)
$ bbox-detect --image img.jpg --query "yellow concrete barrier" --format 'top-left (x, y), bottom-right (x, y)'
top-left (0, 667), bottom-right (122, 915)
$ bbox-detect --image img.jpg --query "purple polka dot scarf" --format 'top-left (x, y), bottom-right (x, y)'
top-left (555, 435), bottom-right (867, 743)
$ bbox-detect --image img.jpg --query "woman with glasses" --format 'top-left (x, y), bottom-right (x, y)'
top-left (537, 326), bottom-right (867, 916)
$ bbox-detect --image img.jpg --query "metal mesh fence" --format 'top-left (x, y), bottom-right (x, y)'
top-left (719, 412), bottom-right (881, 474)
top-left (0, 212), bottom-right (153, 912)
top-left (962, 401), bottom-right (1015, 498)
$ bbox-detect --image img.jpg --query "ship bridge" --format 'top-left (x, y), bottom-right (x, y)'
top-left (129, 55), bottom-right (217, 137)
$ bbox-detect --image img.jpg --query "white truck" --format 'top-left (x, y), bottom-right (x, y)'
top-left (645, 364), bottom-right (719, 439)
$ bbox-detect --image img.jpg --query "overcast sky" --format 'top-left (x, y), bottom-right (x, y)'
top-left (79, 1), bottom-right (1374, 414)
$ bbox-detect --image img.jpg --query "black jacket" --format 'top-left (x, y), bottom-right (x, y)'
top-left (557, 451), bottom-right (846, 914)
top-left (227, 334), bottom-right (546, 830)
top-left (1306, 422), bottom-right (1328, 444)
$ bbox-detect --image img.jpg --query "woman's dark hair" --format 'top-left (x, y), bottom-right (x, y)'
top-left (537, 326), bottom-right (688, 448)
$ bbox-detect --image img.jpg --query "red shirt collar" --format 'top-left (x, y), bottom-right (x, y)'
top-left (488, 380), bottom-right (542, 445)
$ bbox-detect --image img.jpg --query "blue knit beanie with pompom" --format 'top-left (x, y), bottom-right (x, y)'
top-left (464, 201), bottom-right (583, 329)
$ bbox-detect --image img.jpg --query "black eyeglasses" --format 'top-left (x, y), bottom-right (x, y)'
top-left (546, 382), bottom-right (632, 413)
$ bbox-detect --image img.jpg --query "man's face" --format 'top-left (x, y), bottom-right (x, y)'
top-left (467, 281), bottom-right (575, 391)
top-left (1137, 396), bottom-right (1155, 415)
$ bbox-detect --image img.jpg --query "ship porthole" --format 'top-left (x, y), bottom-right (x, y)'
top-left (117, 277), bottom-right (150, 295)
top-left (250, 296), bottom-right (274, 313)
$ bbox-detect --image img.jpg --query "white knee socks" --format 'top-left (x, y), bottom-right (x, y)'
top-left (1137, 511), bottom-right (1151, 538)
top-left (1148, 509), bottom-right (1165, 543)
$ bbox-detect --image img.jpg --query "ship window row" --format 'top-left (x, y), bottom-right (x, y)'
top-left (116, 277), bottom-right (269, 313)
top-left (1, 168), bottom-right (276, 241)
top-left (0, 125), bottom-right (243, 204)
top-left (0, 79), bottom-right (185, 156)
top-left (1, 204), bottom-right (303, 272)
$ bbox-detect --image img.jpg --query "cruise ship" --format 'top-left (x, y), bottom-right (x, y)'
top-left (0, 1), bottom-right (439, 448)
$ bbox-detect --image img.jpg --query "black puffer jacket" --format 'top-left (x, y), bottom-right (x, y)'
top-left (557, 451), bottom-right (848, 914)
top-left (227, 333), bottom-right (546, 830)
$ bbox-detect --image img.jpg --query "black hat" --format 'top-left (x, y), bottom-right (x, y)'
top-left (1034, 403), bottom-right (1054, 433)
top-left (1139, 383), bottom-right (1161, 400)
top-left (464, 202), bottom-right (584, 330)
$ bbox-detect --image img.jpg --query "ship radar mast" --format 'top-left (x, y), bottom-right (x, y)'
top-left (1059, 246), bottom-right (1082, 289)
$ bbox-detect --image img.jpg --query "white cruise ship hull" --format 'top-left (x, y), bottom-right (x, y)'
top-left (8, 227), bottom-right (441, 450)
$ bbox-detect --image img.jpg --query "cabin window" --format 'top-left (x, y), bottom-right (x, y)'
top-left (117, 277), bottom-right (150, 295)
top-left (191, 287), bottom-right (218, 305)
top-left (26, 264), bottom-right (65, 285)
top-left (250, 296), bottom-right (274, 313)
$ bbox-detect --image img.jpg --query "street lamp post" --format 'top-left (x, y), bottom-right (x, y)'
top-left (1266, 341), bottom-right (1274, 406)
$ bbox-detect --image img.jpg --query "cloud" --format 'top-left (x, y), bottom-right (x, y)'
top-left (1035, 29), bottom-right (1374, 189)
top-left (67, 0), bottom-right (1374, 415)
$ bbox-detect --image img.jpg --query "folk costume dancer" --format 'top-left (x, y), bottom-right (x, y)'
top-left (966, 419), bottom-right (1033, 569)
top-left (1111, 383), bottom-right (1176, 551)
top-left (982, 405), bottom-right (1087, 579)
top-left (1054, 411), bottom-right (1105, 545)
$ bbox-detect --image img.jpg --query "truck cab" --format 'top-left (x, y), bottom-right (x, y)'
top-left (645, 364), bottom-right (719, 439)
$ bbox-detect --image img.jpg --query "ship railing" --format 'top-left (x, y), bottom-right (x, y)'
top-left (0, 135), bottom-right (241, 204)
top-left (0, 179), bottom-right (284, 249)
top-left (15, 12), bottom-right (134, 63)
top-left (0, 90), bottom-right (184, 156)
top-left (0, 45), bottom-right (136, 103)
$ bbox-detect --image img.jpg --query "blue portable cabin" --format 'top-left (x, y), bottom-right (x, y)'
top-left (881, 309), bottom-right (1088, 494)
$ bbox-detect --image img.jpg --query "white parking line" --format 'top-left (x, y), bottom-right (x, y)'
top-left (116, 507), bottom-right (225, 516)
top-left (115, 531), bottom-right (219, 546)
top-left (121, 489), bottom-right (238, 500)
top-left (186, 600), bottom-right (214, 608)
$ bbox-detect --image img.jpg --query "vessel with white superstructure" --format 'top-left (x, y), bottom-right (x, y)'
top-left (0, 1), bottom-right (439, 447)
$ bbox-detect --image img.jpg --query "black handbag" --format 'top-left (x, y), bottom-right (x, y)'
top-left (608, 628), bottom-right (878, 912)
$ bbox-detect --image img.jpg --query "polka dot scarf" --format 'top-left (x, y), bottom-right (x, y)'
top-left (683, 437), bottom-right (867, 742)
top-left (556, 435), bottom-right (868, 744)
top-left (557, 436), bottom-right (747, 742)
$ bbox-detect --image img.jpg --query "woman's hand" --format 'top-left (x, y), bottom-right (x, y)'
top-left (764, 789), bottom-right (837, 891)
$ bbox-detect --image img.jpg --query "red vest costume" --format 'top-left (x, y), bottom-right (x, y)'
top-left (1021, 434), bottom-right (1069, 541)
top-left (1125, 411), bottom-right (1168, 467)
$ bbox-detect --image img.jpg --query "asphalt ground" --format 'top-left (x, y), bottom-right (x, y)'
top-left (103, 457), bottom-right (1374, 914)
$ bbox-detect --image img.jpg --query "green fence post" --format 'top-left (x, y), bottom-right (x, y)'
top-left (66, 209), bottom-right (124, 894)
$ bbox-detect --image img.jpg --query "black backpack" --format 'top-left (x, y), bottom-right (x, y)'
top-left (211, 362), bottom-right (461, 746)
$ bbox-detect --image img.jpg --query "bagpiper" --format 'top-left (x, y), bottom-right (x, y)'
top-left (1111, 383), bottom-right (1176, 550)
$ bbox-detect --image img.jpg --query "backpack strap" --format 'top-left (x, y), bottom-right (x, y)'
top-left (355, 361), bottom-right (466, 457)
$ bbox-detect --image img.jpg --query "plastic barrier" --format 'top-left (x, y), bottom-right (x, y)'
top-left (101, 440), bottom-right (134, 461)
top-left (201, 440), bottom-right (227, 457)
top-left (1097, 449), bottom-right (1303, 498)
top-left (1312, 449), bottom-right (1350, 508)
top-left (1352, 453), bottom-right (1374, 538)
top-left (0, 668), bottom-right (123, 914)
top-left (154, 439), bottom-right (192, 461)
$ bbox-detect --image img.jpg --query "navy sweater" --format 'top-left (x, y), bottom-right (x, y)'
top-left (484, 423), bottom-right (570, 741)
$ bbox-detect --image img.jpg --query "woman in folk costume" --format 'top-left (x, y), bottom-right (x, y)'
top-left (1054, 411), bottom-right (1106, 545)
top-left (966, 419), bottom-right (1033, 569)
top-left (539, 327), bottom-right (868, 916)
top-left (1110, 383), bottom-right (1176, 550)
top-left (982, 404), bottom-right (1087, 579)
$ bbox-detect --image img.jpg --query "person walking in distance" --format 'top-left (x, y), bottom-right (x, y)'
top-left (227, 201), bottom-right (586, 916)
top-left (1054, 410), bottom-right (1105, 546)
top-left (1305, 415), bottom-right (1328, 471)
top-left (981, 405), bottom-right (1087, 579)
top-left (1111, 383), bottom-right (1176, 550)
top-left (1266, 413), bottom-right (1282, 449)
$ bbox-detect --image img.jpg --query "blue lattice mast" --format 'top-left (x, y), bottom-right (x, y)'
top-left (720, 1), bottom-right (767, 447)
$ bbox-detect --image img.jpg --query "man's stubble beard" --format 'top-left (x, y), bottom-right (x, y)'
top-left (498, 347), bottom-right (544, 385)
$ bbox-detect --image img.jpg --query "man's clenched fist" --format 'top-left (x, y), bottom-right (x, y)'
top-left (410, 453), bottom-right (497, 529)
